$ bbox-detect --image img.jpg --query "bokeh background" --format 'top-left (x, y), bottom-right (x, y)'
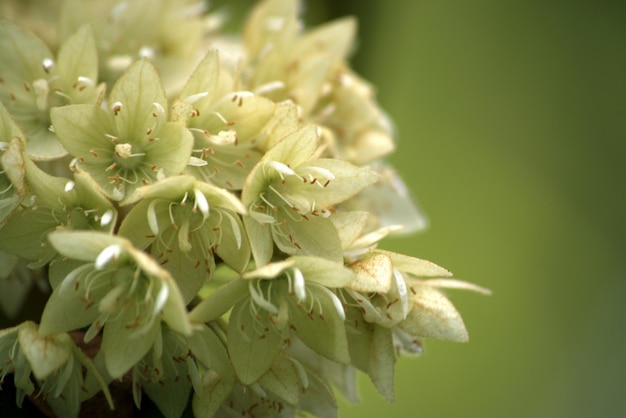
top-left (317, 1), bottom-right (626, 417)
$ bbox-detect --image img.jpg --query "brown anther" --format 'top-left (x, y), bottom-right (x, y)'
top-left (310, 177), bottom-right (317, 184)
top-left (226, 180), bottom-right (234, 188)
top-left (160, 259), bottom-right (170, 265)
top-left (9, 92), bottom-right (16, 101)
top-left (141, 178), bottom-right (149, 185)
top-left (53, 87), bottom-right (63, 93)
top-left (323, 179), bottom-right (331, 187)
top-left (410, 286), bottom-right (417, 295)
top-left (89, 149), bottom-right (99, 157)
top-left (113, 105), bottom-right (122, 116)
top-left (238, 96), bottom-right (243, 107)
top-left (208, 147), bottom-right (215, 155)
top-left (291, 206), bottom-right (300, 211)
top-left (105, 162), bottom-right (117, 171)
top-left (79, 85), bottom-right (86, 92)
top-left (235, 160), bottom-right (245, 168)
top-left (194, 260), bottom-right (201, 269)
top-left (23, 82), bottom-right (30, 92)
top-left (146, 128), bottom-right (153, 135)
top-left (149, 137), bottom-right (158, 142)
top-left (294, 242), bottom-right (302, 250)
top-left (301, 214), bottom-right (310, 221)
top-left (151, 164), bottom-right (158, 171)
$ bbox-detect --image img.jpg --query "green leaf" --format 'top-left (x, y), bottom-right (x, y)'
top-left (228, 299), bottom-right (282, 384)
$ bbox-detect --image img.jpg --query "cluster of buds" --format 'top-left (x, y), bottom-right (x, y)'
top-left (0, 1), bottom-right (488, 417)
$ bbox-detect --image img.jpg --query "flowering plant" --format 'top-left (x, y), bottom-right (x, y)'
top-left (0, 0), bottom-right (488, 417)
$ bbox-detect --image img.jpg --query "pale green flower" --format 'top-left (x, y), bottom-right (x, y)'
top-left (191, 256), bottom-right (353, 389)
top-left (242, 125), bottom-right (379, 265)
top-left (0, 321), bottom-right (111, 418)
top-left (57, 0), bottom-right (215, 92)
top-left (51, 59), bottom-right (193, 201)
top-left (0, 22), bottom-right (104, 159)
top-left (0, 139), bottom-right (116, 267)
top-left (132, 324), bottom-right (233, 418)
top-left (178, 51), bottom-right (276, 190)
top-left (0, 104), bottom-right (27, 225)
top-left (39, 231), bottom-right (192, 379)
top-left (118, 175), bottom-right (249, 302)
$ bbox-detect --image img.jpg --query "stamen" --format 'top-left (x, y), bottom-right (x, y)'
top-left (183, 92), bottom-right (209, 104)
top-left (64, 180), bottom-right (75, 192)
top-left (147, 200), bottom-right (159, 234)
top-left (100, 209), bottom-right (114, 227)
top-left (249, 281), bottom-right (278, 314)
top-left (193, 189), bottom-right (210, 221)
top-left (42, 58), bottom-right (54, 73)
top-left (95, 245), bottom-right (122, 270)
top-left (111, 101), bottom-right (123, 116)
top-left (292, 268), bottom-right (306, 302)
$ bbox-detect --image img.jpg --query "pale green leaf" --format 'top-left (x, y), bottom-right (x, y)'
top-left (286, 53), bottom-right (331, 115)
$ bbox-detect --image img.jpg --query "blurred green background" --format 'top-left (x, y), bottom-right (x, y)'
top-left (317, 1), bottom-right (626, 417)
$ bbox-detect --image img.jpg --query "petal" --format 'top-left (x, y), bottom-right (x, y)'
top-left (376, 249), bottom-right (453, 278)
top-left (347, 252), bottom-right (393, 294)
top-left (273, 214), bottom-right (343, 263)
top-left (228, 299), bottom-right (283, 384)
top-left (102, 310), bottom-right (161, 378)
top-left (401, 285), bottom-right (468, 342)
top-left (258, 353), bottom-right (301, 405)
top-left (290, 256), bottom-right (355, 288)
top-left (18, 322), bottom-right (72, 380)
top-left (109, 59), bottom-right (168, 140)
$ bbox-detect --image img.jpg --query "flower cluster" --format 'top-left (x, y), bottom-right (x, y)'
top-left (0, 1), bottom-right (488, 417)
